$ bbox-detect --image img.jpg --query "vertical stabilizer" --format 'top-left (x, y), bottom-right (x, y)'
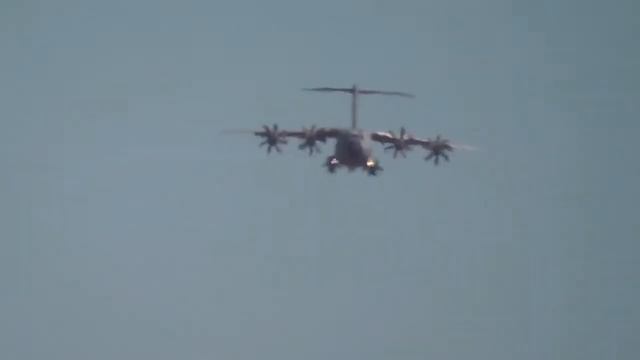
top-left (351, 84), bottom-right (358, 129)
top-left (302, 84), bottom-right (414, 129)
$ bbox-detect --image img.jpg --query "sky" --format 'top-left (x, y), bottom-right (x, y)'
top-left (1, 0), bottom-right (639, 359)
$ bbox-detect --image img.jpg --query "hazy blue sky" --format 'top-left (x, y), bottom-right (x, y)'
top-left (2, 0), bottom-right (639, 359)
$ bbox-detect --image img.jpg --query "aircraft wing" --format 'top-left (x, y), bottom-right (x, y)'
top-left (281, 126), bottom-right (340, 141)
top-left (222, 125), bottom-right (339, 139)
top-left (370, 130), bottom-right (425, 146)
top-left (221, 124), bottom-right (341, 155)
top-left (370, 130), bottom-right (477, 162)
top-left (370, 131), bottom-right (475, 150)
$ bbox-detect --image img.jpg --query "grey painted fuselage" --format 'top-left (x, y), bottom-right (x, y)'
top-left (327, 128), bottom-right (379, 172)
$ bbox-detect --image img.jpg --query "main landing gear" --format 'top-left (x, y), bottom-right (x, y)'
top-left (324, 156), bottom-right (383, 176)
top-left (365, 158), bottom-right (383, 176)
top-left (324, 156), bottom-right (339, 174)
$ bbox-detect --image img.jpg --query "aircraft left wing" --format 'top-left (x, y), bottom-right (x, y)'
top-left (370, 130), bottom-right (431, 148)
top-left (370, 129), bottom-right (476, 163)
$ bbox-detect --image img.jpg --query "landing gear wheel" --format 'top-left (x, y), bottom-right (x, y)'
top-left (324, 156), bottom-right (338, 174)
top-left (367, 166), bottom-right (382, 176)
top-left (365, 159), bottom-right (383, 176)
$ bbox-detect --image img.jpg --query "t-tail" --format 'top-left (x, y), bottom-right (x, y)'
top-left (351, 84), bottom-right (358, 129)
top-left (302, 83), bottom-right (415, 130)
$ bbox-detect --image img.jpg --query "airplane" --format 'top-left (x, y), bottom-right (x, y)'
top-left (222, 84), bottom-right (476, 176)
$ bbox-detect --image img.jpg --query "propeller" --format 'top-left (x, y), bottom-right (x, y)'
top-left (257, 123), bottom-right (288, 154)
top-left (423, 135), bottom-right (454, 165)
top-left (383, 126), bottom-right (413, 158)
top-left (297, 125), bottom-right (324, 155)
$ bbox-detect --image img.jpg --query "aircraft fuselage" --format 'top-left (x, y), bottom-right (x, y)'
top-left (326, 129), bottom-right (381, 174)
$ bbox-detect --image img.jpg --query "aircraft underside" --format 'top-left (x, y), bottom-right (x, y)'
top-left (324, 133), bottom-right (383, 175)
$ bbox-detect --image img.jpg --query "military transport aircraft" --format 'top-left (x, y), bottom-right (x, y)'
top-left (223, 84), bottom-right (475, 176)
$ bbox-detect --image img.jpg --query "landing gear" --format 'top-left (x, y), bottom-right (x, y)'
top-left (365, 158), bottom-right (383, 176)
top-left (324, 156), bottom-right (339, 174)
top-left (366, 167), bottom-right (378, 176)
top-left (323, 156), bottom-right (382, 176)
top-left (366, 165), bottom-right (383, 176)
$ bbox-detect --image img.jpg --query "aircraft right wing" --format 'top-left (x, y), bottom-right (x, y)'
top-left (281, 126), bottom-right (340, 142)
top-left (221, 124), bottom-right (340, 155)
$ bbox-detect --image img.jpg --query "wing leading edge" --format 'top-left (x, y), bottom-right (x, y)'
top-left (370, 129), bottom-right (476, 164)
top-left (222, 124), bottom-right (341, 155)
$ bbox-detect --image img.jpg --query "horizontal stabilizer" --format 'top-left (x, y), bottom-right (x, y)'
top-left (302, 86), bottom-right (414, 98)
